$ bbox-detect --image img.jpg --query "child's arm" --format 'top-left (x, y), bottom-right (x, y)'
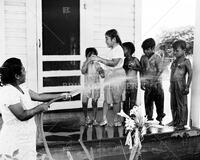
top-left (184, 59), bottom-right (192, 94)
top-left (123, 58), bottom-right (129, 72)
top-left (81, 60), bottom-right (90, 74)
top-left (140, 55), bottom-right (148, 75)
top-left (129, 57), bottom-right (141, 71)
top-left (90, 55), bottom-right (121, 67)
top-left (139, 56), bottom-right (147, 90)
top-left (155, 55), bottom-right (164, 81)
top-left (96, 63), bottom-right (105, 78)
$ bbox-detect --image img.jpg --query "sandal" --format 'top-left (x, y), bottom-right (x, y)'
top-left (93, 120), bottom-right (99, 126)
top-left (85, 116), bottom-right (92, 125)
top-left (114, 121), bottom-right (122, 127)
top-left (99, 120), bottom-right (108, 126)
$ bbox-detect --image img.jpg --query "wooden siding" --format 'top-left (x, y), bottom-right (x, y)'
top-left (0, 0), bottom-right (5, 66)
top-left (3, 0), bottom-right (27, 68)
top-left (1, 0), bottom-right (38, 90)
top-left (92, 0), bottom-right (135, 57)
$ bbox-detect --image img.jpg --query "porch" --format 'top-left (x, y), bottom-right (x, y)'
top-left (36, 108), bottom-right (200, 160)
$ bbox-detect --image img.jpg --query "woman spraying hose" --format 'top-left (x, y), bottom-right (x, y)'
top-left (0, 58), bottom-right (69, 160)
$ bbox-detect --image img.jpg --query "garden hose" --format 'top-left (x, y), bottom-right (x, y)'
top-left (39, 90), bottom-right (80, 159)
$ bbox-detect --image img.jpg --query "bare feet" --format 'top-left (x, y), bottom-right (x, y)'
top-left (167, 121), bottom-right (174, 126)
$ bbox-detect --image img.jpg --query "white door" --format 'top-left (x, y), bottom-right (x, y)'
top-left (37, 0), bottom-right (85, 110)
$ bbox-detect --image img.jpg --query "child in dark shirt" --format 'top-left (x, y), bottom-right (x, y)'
top-left (122, 42), bottom-right (141, 115)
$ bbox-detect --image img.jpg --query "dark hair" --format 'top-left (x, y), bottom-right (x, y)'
top-left (172, 40), bottom-right (186, 50)
top-left (122, 42), bottom-right (135, 55)
top-left (141, 38), bottom-right (156, 50)
top-left (85, 47), bottom-right (98, 57)
top-left (105, 29), bottom-right (122, 46)
top-left (0, 58), bottom-right (23, 85)
top-left (159, 44), bottom-right (165, 50)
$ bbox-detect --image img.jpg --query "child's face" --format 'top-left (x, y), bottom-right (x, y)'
top-left (86, 52), bottom-right (92, 58)
top-left (143, 47), bottom-right (154, 57)
top-left (90, 52), bottom-right (96, 57)
top-left (173, 47), bottom-right (185, 58)
top-left (87, 52), bottom-right (96, 62)
top-left (123, 47), bottom-right (131, 57)
top-left (105, 35), bottom-right (115, 48)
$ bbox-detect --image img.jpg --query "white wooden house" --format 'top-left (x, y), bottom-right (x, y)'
top-left (0, 0), bottom-right (142, 110)
top-left (1, 0), bottom-right (200, 130)
top-left (191, 0), bottom-right (200, 128)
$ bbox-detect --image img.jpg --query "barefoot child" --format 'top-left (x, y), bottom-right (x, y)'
top-left (81, 47), bottom-right (105, 125)
top-left (122, 42), bottom-right (141, 115)
top-left (140, 38), bottom-right (165, 125)
top-left (169, 40), bottom-right (192, 130)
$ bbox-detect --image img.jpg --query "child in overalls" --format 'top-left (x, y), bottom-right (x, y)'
top-left (169, 40), bottom-right (192, 130)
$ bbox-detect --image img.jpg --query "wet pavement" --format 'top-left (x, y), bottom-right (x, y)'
top-left (43, 119), bottom-right (176, 143)
top-left (38, 123), bottom-right (200, 160)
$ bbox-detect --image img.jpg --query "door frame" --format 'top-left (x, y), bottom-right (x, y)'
top-left (36, 0), bottom-right (87, 110)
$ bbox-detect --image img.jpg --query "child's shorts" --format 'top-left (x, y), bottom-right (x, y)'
top-left (82, 87), bottom-right (100, 103)
top-left (104, 68), bottom-right (126, 104)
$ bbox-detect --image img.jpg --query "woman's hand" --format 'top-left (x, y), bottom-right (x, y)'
top-left (39, 102), bottom-right (49, 112)
top-left (61, 92), bottom-right (71, 100)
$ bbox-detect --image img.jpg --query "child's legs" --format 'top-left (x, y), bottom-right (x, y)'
top-left (123, 90), bottom-right (130, 115)
top-left (178, 96), bottom-right (188, 126)
top-left (91, 98), bottom-right (98, 120)
top-left (154, 83), bottom-right (165, 121)
top-left (113, 102), bottom-right (122, 122)
top-left (170, 82), bottom-right (177, 123)
top-left (175, 85), bottom-right (188, 126)
top-left (112, 84), bottom-right (125, 122)
top-left (104, 68), bottom-right (125, 122)
top-left (102, 100), bottom-right (109, 121)
top-left (91, 89), bottom-right (100, 121)
top-left (103, 84), bottom-right (113, 122)
top-left (179, 96), bottom-right (188, 126)
top-left (82, 94), bottom-right (89, 119)
top-left (130, 86), bottom-right (138, 108)
top-left (144, 86), bottom-right (154, 119)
